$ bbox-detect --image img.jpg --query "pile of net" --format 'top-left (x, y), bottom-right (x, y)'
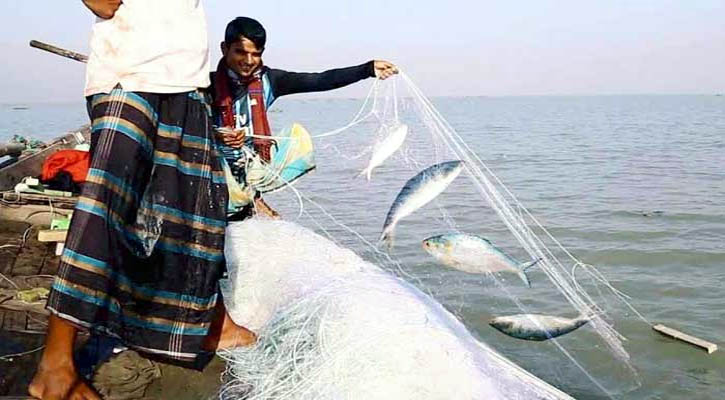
top-left (217, 218), bottom-right (570, 400)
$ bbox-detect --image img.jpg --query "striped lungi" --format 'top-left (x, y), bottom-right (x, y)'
top-left (46, 88), bottom-right (228, 368)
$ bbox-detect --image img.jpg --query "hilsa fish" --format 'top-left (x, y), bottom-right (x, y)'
top-left (489, 314), bottom-right (591, 341)
top-left (379, 160), bottom-right (464, 249)
top-left (359, 123), bottom-right (408, 181)
top-left (421, 233), bottom-right (540, 287)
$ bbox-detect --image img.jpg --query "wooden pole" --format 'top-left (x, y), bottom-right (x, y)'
top-left (29, 40), bottom-right (88, 64)
top-left (653, 324), bottom-right (718, 354)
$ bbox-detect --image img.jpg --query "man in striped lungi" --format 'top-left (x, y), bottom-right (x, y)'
top-left (29, 1), bottom-right (253, 399)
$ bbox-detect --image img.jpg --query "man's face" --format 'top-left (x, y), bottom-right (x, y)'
top-left (222, 37), bottom-right (263, 79)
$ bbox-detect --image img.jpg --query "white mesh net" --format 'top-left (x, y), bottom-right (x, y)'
top-left (219, 219), bottom-right (574, 400)
top-left (217, 72), bottom-right (648, 399)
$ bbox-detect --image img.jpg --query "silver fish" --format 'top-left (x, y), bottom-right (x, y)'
top-left (489, 314), bottom-right (590, 341)
top-left (422, 233), bottom-right (539, 287)
top-left (379, 160), bottom-right (464, 249)
top-left (359, 123), bottom-right (408, 181)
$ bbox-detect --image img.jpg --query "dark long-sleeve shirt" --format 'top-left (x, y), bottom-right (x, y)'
top-left (209, 61), bottom-right (375, 109)
top-left (266, 61), bottom-right (376, 99)
top-left (209, 61), bottom-right (376, 203)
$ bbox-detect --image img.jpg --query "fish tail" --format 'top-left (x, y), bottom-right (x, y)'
top-left (517, 270), bottom-right (531, 288)
top-left (580, 309), bottom-right (602, 323)
top-left (519, 257), bottom-right (542, 271)
top-left (515, 258), bottom-right (540, 287)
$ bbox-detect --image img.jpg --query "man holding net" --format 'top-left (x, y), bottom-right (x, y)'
top-left (210, 17), bottom-right (398, 219)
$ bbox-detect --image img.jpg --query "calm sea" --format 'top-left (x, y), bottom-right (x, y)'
top-left (1, 95), bottom-right (723, 399)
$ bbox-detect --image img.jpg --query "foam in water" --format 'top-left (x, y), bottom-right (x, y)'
top-left (218, 218), bottom-right (571, 400)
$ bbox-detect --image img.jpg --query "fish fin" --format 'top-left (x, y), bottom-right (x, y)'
top-left (517, 270), bottom-right (531, 288)
top-left (519, 257), bottom-right (542, 271)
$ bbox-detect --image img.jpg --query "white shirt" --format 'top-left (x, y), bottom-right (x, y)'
top-left (84, 0), bottom-right (210, 96)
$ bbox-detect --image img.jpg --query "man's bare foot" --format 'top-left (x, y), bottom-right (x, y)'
top-left (29, 357), bottom-right (103, 400)
top-left (216, 317), bottom-right (257, 350)
top-left (203, 301), bottom-right (257, 351)
top-left (28, 360), bottom-right (78, 400)
top-left (67, 380), bottom-right (102, 400)
top-left (29, 315), bottom-right (99, 399)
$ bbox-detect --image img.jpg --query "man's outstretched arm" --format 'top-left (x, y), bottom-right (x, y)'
top-left (82, 0), bottom-right (121, 19)
top-left (270, 60), bottom-right (398, 98)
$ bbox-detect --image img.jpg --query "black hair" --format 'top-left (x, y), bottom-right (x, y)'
top-left (225, 17), bottom-right (266, 50)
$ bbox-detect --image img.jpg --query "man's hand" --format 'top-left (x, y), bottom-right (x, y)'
top-left (373, 60), bottom-right (398, 80)
top-left (216, 127), bottom-right (247, 148)
top-left (82, 0), bottom-right (122, 19)
top-left (254, 197), bottom-right (280, 219)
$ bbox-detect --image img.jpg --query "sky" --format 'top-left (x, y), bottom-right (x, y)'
top-left (0, 0), bottom-right (724, 103)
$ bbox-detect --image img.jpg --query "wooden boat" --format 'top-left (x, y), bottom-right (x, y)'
top-left (0, 143), bottom-right (24, 158)
top-left (0, 125), bottom-right (90, 192)
top-left (0, 220), bottom-right (57, 335)
top-left (0, 127), bottom-right (81, 327)
top-left (0, 191), bottom-right (76, 226)
top-left (0, 126), bottom-right (88, 226)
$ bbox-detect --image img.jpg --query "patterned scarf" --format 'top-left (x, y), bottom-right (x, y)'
top-left (214, 59), bottom-right (273, 161)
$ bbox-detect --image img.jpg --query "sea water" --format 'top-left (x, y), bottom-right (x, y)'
top-left (1, 95), bottom-right (723, 399)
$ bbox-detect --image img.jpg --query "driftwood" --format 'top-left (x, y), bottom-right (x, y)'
top-left (653, 324), bottom-right (718, 354)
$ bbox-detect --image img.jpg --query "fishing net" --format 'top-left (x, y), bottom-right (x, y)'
top-left (218, 73), bottom-right (648, 399)
top-left (219, 219), bottom-right (571, 400)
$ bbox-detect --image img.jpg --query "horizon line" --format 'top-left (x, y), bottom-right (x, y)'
top-left (2, 92), bottom-right (723, 106)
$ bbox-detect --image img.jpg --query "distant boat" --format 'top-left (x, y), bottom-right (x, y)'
top-left (11, 106), bottom-right (30, 110)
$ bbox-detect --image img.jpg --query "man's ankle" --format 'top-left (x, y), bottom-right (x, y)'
top-left (38, 349), bottom-right (76, 371)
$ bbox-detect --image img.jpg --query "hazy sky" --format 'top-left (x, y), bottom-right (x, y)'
top-left (1, 0), bottom-right (724, 103)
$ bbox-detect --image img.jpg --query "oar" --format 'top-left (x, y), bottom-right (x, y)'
top-left (29, 40), bottom-right (88, 64)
